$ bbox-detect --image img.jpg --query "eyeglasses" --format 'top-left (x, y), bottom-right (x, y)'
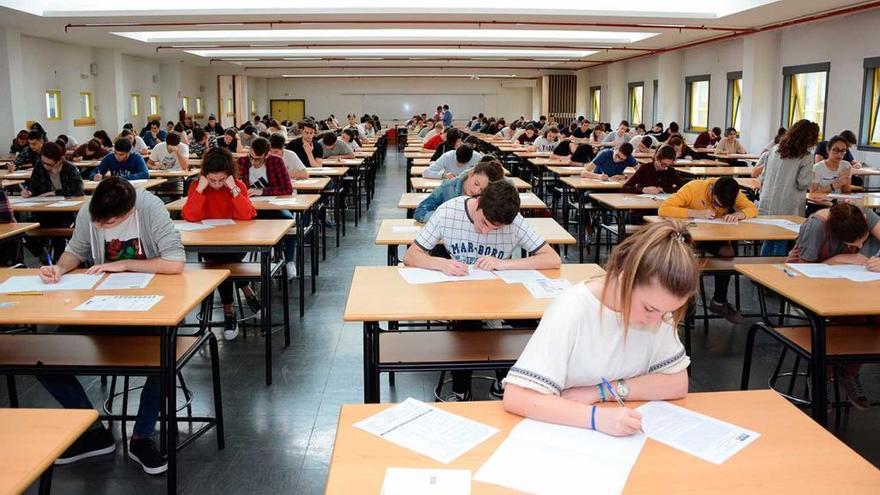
top-left (830, 147), bottom-right (847, 153)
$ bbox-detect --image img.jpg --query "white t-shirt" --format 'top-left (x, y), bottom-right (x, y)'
top-left (414, 196), bottom-right (546, 264)
top-left (504, 282), bottom-right (689, 395)
top-left (280, 149), bottom-right (306, 175)
top-left (629, 134), bottom-right (658, 150)
top-left (533, 136), bottom-right (560, 152)
top-left (812, 160), bottom-right (852, 192)
top-left (149, 142), bottom-right (189, 171)
top-left (132, 136), bottom-right (148, 154)
top-left (102, 212), bottom-right (144, 261)
top-left (248, 164), bottom-right (269, 190)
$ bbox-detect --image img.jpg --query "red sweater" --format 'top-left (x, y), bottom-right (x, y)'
top-left (182, 178), bottom-right (257, 222)
top-left (422, 133), bottom-right (443, 150)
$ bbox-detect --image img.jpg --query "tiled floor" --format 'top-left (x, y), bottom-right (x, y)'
top-left (7, 146), bottom-right (880, 494)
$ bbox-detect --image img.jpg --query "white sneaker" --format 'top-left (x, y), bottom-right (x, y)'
top-left (222, 313), bottom-right (239, 341)
top-left (286, 261), bottom-right (297, 280)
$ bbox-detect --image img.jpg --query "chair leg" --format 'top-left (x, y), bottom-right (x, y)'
top-left (177, 371), bottom-right (193, 419)
top-left (5, 374), bottom-right (18, 407)
top-left (209, 332), bottom-right (225, 450)
top-left (740, 323), bottom-right (762, 390)
top-left (121, 376), bottom-right (130, 452)
top-left (389, 372), bottom-right (396, 387)
top-left (107, 376), bottom-right (118, 429)
top-left (434, 371), bottom-right (447, 400)
top-left (768, 348), bottom-right (789, 389)
top-left (699, 276), bottom-right (710, 334)
top-left (788, 354), bottom-right (802, 397)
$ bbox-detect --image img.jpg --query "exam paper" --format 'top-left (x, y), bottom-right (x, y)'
top-left (96, 273), bottom-right (154, 290)
top-left (269, 199), bottom-right (301, 206)
top-left (687, 218), bottom-right (732, 224)
top-left (494, 270), bottom-right (547, 284)
top-left (354, 398), bottom-right (498, 464)
top-left (381, 468), bottom-right (471, 495)
top-left (788, 263), bottom-right (880, 282)
top-left (391, 226), bottom-right (422, 233)
top-left (130, 179), bottom-right (148, 185)
top-left (397, 267), bottom-right (497, 285)
top-left (475, 418), bottom-right (646, 495)
top-left (743, 218), bottom-right (802, 233)
top-left (523, 278), bottom-right (572, 299)
top-left (0, 274), bottom-right (103, 294)
top-left (249, 196), bottom-right (277, 202)
top-left (638, 193), bottom-right (672, 201)
top-left (47, 200), bottom-right (82, 208)
top-left (174, 222), bottom-right (214, 232)
top-left (12, 202), bottom-right (37, 207)
top-left (637, 401), bottom-right (759, 465)
top-left (826, 193), bottom-right (864, 200)
top-left (11, 196), bottom-right (63, 203)
top-left (75, 295), bottom-right (163, 312)
top-left (201, 219), bottom-right (236, 226)
top-left (294, 179), bottom-right (319, 185)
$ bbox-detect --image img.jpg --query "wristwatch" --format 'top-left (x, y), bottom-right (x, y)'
top-left (616, 379), bottom-right (630, 400)
top-left (229, 186), bottom-right (241, 196)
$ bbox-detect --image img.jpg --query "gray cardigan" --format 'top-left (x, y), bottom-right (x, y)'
top-left (66, 189), bottom-right (186, 265)
top-left (758, 145), bottom-right (813, 217)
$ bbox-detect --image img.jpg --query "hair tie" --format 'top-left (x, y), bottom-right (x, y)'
top-left (670, 231), bottom-right (685, 243)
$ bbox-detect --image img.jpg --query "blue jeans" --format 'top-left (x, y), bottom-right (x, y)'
top-left (761, 241), bottom-right (790, 257)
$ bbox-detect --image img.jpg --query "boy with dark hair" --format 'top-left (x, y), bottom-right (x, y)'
top-left (321, 132), bottom-right (355, 158)
top-left (659, 176), bottom-right (758, 323)
top-left (147, 132), bottom-right (189, 171)
top-left (91, 138), bottom-right (149, 181)
top-left (414, 159), bottom-right (505, 223)
top-left (429, 128), bottom-right (462, 161)
top-left (285, 121), bottom-right (323, 167)
top-left (269, 133), bottom-right (308, 179)
top-left (621, 145), bottom-right (685, 194)
top-left (581, 142), bottom-right (636, 181)
top-left (422, 145), bottom-right (482, 179)
top-left (12, 129), bottom-right (44, 169)
top-left (404, 179), bottom-right (561, 400)
top-left (694, 126), bottom-right (722, 149)
top-left (141, 120), bottom-right (167, 148)
top-left (37, 177), bottom-right (185, 474)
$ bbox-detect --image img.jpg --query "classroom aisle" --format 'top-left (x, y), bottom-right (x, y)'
top-left (5, 146), bottom-right (879, 495)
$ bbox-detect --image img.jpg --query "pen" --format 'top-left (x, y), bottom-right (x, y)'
top-left (13, 291), bottom-right (43, 296)
top-left (782, 267), bottom-right (797, 278)
top-left (601, 377), bottom-right (645, 434)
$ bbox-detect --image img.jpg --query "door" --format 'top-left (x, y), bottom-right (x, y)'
top-left (270, 99), bottom-right (305, 123)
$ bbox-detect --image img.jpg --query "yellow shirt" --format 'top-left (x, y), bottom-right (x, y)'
top-left (658, 178), bottom-right (758, 219)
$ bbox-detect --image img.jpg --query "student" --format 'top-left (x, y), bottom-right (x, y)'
top-left (172, 123), bottom-right (190, 145)
top-left (189, 127), bottom-right (217, 159)
top-left (55, 134), bottom-right (78, 152)
top-left (71, 139), bottom-right (109, 161)
top-left (37, 177), bottom-right (185, 474)
top-left (533, 127), bottom-right (561, 152)
top-left (9, 129), bottom-right (29, 156)
top-left (667, 135), bottom-right (698, 160)
top-left (516, 124), bottom-right (538, 145)
top-left (13, 130), bottom-right (44, 169)
top-left (495, 121), bottom-right (518, 140)
top-left (758, 119), bottom-right (818, 256)
top-left (694, 127), bottom-right (722, 149)
top-left (119, 129), bottom-right (149, 155)
top-left (321, 132), bottom-right (355, 159)
top-left (414, 160), bottom-right (505, 223)
top-left (204, 115), bottom-right (224, 136)
top-left (433, 106), bottom-right (443, 123)
top-left (141, 120), bottom-right (167, 148)
top-left (419, 119), bottom-right (435, 138)
top-left (147, 133), bottom-right (189, 171)
top-left (430, 128), bottom-right (462, 161)
top-left (602, 123), bottom-right (632, 147)
top-left (182, 148), bottom-right (261, 340)
top-left (442, 104), bottom-right (453, 127)
top-left (240, 126), bottom-right (256, 148)
top-left (422, 145), bottom-right (482, 179)
top-left (423, 122), bottom-right (443, 141)
top-left (715, 127), bottom-right (747, 155)
top-left (404, 180), bottom-right (562, 401)
top-left (761, 127), bottom-right (787, 155)
top-left (285, 121), bottom-right (323, 168)
top-left (93, 130), bottom-right (113, 148)
top-left (340, 128), bottom-right (361, 152)
top-left (581, 142), bottom-right (637, 181)
top-left (590, 126), bottom-right (606, 144)
top-left (814, 130), bottom-right (861, 168)
top-left (561, 122), bottom-right (576, 138)
top-left (268, 119), bottom-right (288, 139)
top-left (647, 122), bottom-right (664, 139)
top-left (620, 145), bottom-right (685, 194)
top-left (29, 122), bottom-right (48, 142)
top-left (502, 220), bottom-right (695, 432)
top-left (658, 177), bottom-right (758, 323)
top-left (572, 120), bottom-right (592, 140)
top-left (422, 127), bottom-right (445, 150)
top-left (216, 128), bottom-right (243, 153)
top-left (812, 134), bottom-right (853, 194)
top-left (550, 140), bottom-right (594, 165)
top-left (269, 133), bottom-right (308, 180)
top-left (656, 122), bottom-right (680, 142)
top-left (630, 135), bottom-right (658, 153)
top-left (91, 138), bottom-right (149, 181)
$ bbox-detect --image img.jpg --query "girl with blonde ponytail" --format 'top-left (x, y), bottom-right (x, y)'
top-left (503, 220), bottom-right (699, 436)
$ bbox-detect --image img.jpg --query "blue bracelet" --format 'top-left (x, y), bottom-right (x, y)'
top-left (597, 383), bottom-right (606, 403)
top-left (590, 405), bottom-right (597, 430)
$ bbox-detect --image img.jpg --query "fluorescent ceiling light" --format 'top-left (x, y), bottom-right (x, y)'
top-left (185, 48), bottom-right (595, 59)
top-left (114, 28), bottom-right (657, 45)
top-left (280, 74), bottom-right (519, 78)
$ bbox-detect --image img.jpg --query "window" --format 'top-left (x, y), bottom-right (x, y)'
top-left (149, 95), bottom-right (159, 115)
top-left (652, 79), bottom-right (658, 125)
top-left (195, 97), bottom-right (203, 115)
top-left (78, 92), bottom-right (92, 118)
top-left (181, 97), bottom-right (190, 113)
top-left (782, 62), bottom-right (829, 138)
top-left (589, 86), bottom-right (601, 122)
top-left (225, 98), bottom-right (234, 116)
top-left (726, 71), bottom-right (742, 132)
top-left (859, 57), bottom-right (880, 149)
top-left (685, 75), bottom-right (710, 132)
top-left (130, 93), bottom-right (140, 117)
top-left (627, 82), bottom-right (644, 125)
top-left (250, 98), bottom-right (256, 114)
top-left (45, 90), bottom-right (62, 120)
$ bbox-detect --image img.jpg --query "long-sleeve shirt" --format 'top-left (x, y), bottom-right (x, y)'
top-left (13, 147), bottom-right (40, 168)
top-left (25, 161), bottom-right (84, 197)
top-left (658, 178), bottom-right (758, 219)
top-left (620, 164), bottom-right (686, 194)
top-left (693, 131), bottom-right (718, 149)
top-left (422, 149), bottom-right (483, 179)
top-left (757, 146), bottom-right (813, 217)
top-left (91, 153), bottom-right (149, 180)
top-left (715, 137), bottom-right (747, 155)
top-left (181, 179), bottom-right (257, 221)
top-left (413, 174), bottom-right (466, 223)
top-left (236, 155), bottom-right (293, 196)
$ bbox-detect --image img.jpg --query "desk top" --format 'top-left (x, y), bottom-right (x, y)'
top-left (375, 218), bottom-right (574, 246)
top-left (403, 152), bottom-right (436, 159)
top-left (560, 176), bottom-right (625, 190)
top-left (410, 166), bottom-right (510, 177)
top-left (83, 178), bottom-right (166, 193)
top-left (322, 158), bottom-right (365, 166)
top-left (148, 169), bottom-right (200, 179)
top-left (546, 166), bottom-right (584, 176)
top-left (307, 167), bottom-right (349, 177)
top-left (326, 390), bottom-right (880, 495)
top-left (11, 197), bottom-right (88, 213)
top-left (411, 177), bottom-right (531, 191)
top-left (513, 151), bottom-right (552, 159)
top-left (0, 268), bottom-right (228, 326)
top-left (645, 215), bottom-right (805, 241)
top-left (0, 169), bottom-right (32, 180)
top-left (736, 263), bottom-right (880, 316)
top-left (166, 194), bottom-right (320, 212)
top-left (0, 222), bottom-right (40, 240)
top-left (397, 192), bottom-right (547, 210)
top-left (0, 408), bottom-right (98, 495)
top-left (344, 264), bottom-right (604, 321)
top-left (291, 177), bottom-right (331, 191)
top-left (678, 167), bottom-right (755, 177)
top-left (590, 193), bottom-right (664, 210)
top-left (710, 152), bottom-right (759, 160)
top-left (677, 159), bottom-right (728, 167)
top-left (176, 219), bottom-right (294, 248)
top-left (736, 178), bottom-right (761, 191)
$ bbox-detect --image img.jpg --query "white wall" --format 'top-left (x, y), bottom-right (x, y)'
top-left (121, 55), bottom-right (161, 129)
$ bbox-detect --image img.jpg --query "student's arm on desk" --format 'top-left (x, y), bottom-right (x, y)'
top-left (38, 252), bottom-right (82, 283)
top-left (86, 257), bottom-right (184, 275)
top-left (474, 244), bottom-right (560, 271)
top-left (403, 245), bottom-right (468, 276)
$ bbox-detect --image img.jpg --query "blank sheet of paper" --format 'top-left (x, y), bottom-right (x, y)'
top-left (0, 274), bottom-right (103, 294)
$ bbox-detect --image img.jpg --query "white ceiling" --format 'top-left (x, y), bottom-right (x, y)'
top-left (0, 0), bottom-right (875, 79)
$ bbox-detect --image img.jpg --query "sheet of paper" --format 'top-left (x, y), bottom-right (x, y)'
top-left (75, 295), bottom-right (164, 312)
top-left (12, 202), bottom-right (37, 207)
top-left (0, 274), bottom-right (103, 294)
top-left (269, 199), bottom-right (302, 206)
top-left (789, 263), bottom-right (880, 282)
top-left (354, 398), bottom-right (498, 464)
top-left (130, 179), bottom-right (148, 185)
top-left (785, 263), bottom-right (843, 278)
top-left (47, 200), bottom-right (83, 208)
top-left (11, 196), bottom-right (63, 203)
top-left (96, 273), bottom-right (154, 290)
top-left (638, 193), bottom-right (672, 201)
top-left (826, 193), bottom-right (864, 200)
top-left (475, 418), bottom-right (646, 495)
top-left (201, 219), bottom-right (236, 226)
top-left (687, 218), bottom-right (731, 224)
top-left (523, 278), bottom-right (572, 299)
top-left (174, 222), bottom-right (214, 232)
top-left (249, 196), bottom-right (277, 202)
top-left (637, 401), bottom-right (760, 465)
top-left (743, 218), bottom-right (802, 233)
top-left (391, 225), bottom-right (422, 233)
top-left (494, 270), bottom-right (548, 284)
top-left (294, 179), bottom-right (319, 185)
top-left (397, 267), bottom-right (497, 285)
top-left (381, 468), bottom-right (471, 495)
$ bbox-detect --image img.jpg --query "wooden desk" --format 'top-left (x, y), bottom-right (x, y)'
top-left (736, 178), bottom-right (761, 191)
top-left (397, 192), bottom-right (547, 218)
top-left (148, 169), bottom-right (200, 179)
top-left (410, 166), bottom-right (510, 177)
top-left (513, 151), bottom-right (552, 159)
top-left (166, 194), bottom-right (320, 212)
top-left (375, 217), bottom-right (575, 265)
top-left (711, 152), bottom-right (759, 161)
top-left (852, 167), bottom-right (880, 177)
top-left (678, 167), bottom-right (755, 177)
top-left (546, 165), bottom-right (584, 176)
top-left (291, 177), bottom-right (331, 192)
top-left (0, 222), bottom-right (39, 243)
top-left (559, 177), bottom-right (625, 262)
top-left (410, 177), bottom-right (531, 192)
top-left (307, 167), bottom-right (349, 178)
top-left (0, 169), bottom-right (32, 180)
top-left (676, 159), bottom-right (728, 167)
top-left (0, 268), bottom-right (228, 494)
top-left (0, 408), bottom-right (97, 495)
top-left (83, 178), bottom-right (166, 193)
top-left (321, 158), bottom-right (364, 167)
top-left (326, 390), bottom-right (880, 494)
top-left (645, 215), bottom-right (804, 242)
top-left (11, 197), bottom-right (88, 213)
top-left (344, 264), bottom-right (604, 401)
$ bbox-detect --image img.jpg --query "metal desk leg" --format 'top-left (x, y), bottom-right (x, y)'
top-left (164, 325), bottom-right (178, 494)
top-left (262, 252), bottom-right (273, 386)
top-left (37, 466), bottom-right (53, 495)
top-left (578, 190), bottom-right (586, 263)
top-left (297, 211), bottom-right (305, 318)
top-left (363, 322), bottom-right (380, 403)
top-left (281, 258), bottom-right (291, 348)
top-left (808, 312), bottom-right (828, 426)
top-left (387, 245), bottom-right (399, 266)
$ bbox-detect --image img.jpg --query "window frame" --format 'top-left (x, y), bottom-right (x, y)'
top-left (781, 62), bottom-right (830, 138)
top-left (725, 71), bottom-right (742, 132)
top-left (195, 97), bottom-right (203, 116)
top-left (181, 96), bottom-right (190, 113)
top-left (684, 74), bottom-right (710, 133)
top-left (651, 79), bottom-right (658, 125)
top-left (858, 56), bottom-right (880, 151)
top-left (627, 81), bottom-right (644, 126)
top-left (149, 95), bottom-right (159, 116)
top-left (77, 91), bottom-right (92, 119)
top-left (130, 93), bottom-right (141, 117)
top-left (45, 90), bottom-right (62, 121)
top-left (225, 98), bottom-right (234, 116)
top-left (589, 86), bottom-right (601, 122)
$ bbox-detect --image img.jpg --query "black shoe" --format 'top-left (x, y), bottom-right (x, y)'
top-left (223, 312), bottom-right (239, 341)
top-left (708, 300), bottom-right (745, 325)
top-left (128, 438), bottom-right (168, 475)
top-left (489, 379), bottom-right (505, 399)
top-left (442, 390), bottom-right (472, 402)
top-left (245, 292), bottom-right (262, 316)
top-left (55, 426), bottom-right (116, 465)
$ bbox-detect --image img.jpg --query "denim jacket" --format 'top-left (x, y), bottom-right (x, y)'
top-left (413, 174), bottom-right (466, 223)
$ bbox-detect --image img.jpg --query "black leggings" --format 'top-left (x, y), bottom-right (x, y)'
top-left (199, 252), bottom-right (250, 305)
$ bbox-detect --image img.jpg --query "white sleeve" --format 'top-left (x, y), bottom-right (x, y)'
top-left (413, 204), bottom-right (445, 251)
top-left (423, 153), bottom-right (449, 178)
top-left (512, 214), bottom-right (547, 254)
top-left (148, 146), bottom-right (161, 162)
top-left (647, 323), bottom-right (690, 374)
top-left (286, 150), bottom-right (306, 171)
